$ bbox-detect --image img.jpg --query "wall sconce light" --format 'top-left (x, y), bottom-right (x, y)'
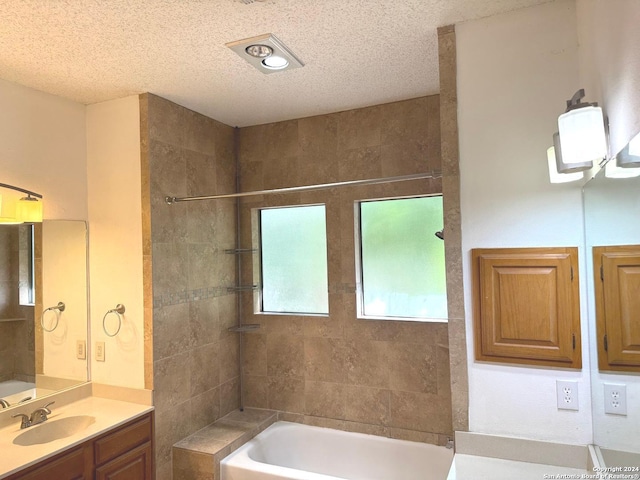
top-left (615, 131), bottom-right (640, 169)
top-left (606, 158), bottom-right (640, 179)
top-left (557, 89), bottom-right (607, 165)
top-left (547, 132), bottom-right (588, 183)
top-left (226, 33), bottom-right (304, 74)
top-left (0, 183), bottom-right (44, 223)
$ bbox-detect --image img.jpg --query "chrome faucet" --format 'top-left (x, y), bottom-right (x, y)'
top-left (12, 401), bottom-right (55, 429)
top-left (0, 399), bottom-right (9, 409)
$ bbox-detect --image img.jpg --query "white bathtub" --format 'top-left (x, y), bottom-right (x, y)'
top-left (0, 380), bottom-right (36, 407)
top-left (221, 421), bottom-right (454, 480)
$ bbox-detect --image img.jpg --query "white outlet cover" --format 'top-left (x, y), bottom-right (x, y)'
top-left (604, 383), bottom-right (627, 416)
top-left (556, 380), bottom-right (579, 411)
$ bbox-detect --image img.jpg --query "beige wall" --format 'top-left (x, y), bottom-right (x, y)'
top-left (87, 95), bottom-right (145, 390)
top-left (237, 96), bottom-right (453, 443)
top-left (142, 94), bottom-right (239, 480)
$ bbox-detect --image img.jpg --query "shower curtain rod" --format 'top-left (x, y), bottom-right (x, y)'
top-left (165, 171), bottom-right (441, 204)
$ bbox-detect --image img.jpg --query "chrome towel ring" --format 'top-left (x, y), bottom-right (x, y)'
top-left (41, 302), bottom-right (65, 332)
top-left (103, 304), bottom-right (125, 337)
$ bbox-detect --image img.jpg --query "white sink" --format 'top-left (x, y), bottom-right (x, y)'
top-left (13, 415), bottom-right (96, 446)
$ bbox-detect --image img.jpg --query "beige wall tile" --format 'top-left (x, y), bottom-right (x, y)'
top-left (304, 337), bottom-right (347, 383)
top-left (190, 343), bottom-right (220, 396)
top-left (267, 334), bottom-right (304, 377)
top-left (388, 342), bottom-right (437, 394)
top-left (389, 390), bottom-right (453, 434)
top-left (244, 374), bottom-right (268, 408)
top-left (337, 105), bottom-right (382, 151)
top-left (153, 303), bottom-right (191, 361)
top-left (343, 385), bottom-right (390, 426)
top-left (219, 377), bottom-right (240, 417)
top-left (345, 339), bottom-right (389, 388)
top-left (268, 376), bottom-right (304, 413)
top-left (219, 335), bottom-right (240, 383)
top-left (243, 333), bottom-right (267, 376)
top-left (190, 387), bottom-right (221, 432)
top-left (304, 380), bottom-right (346, 418)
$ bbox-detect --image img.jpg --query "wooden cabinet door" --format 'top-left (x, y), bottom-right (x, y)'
top-left (95, 442), bottom-right (153, 480)
top-left (594, 245), bottom-right (640, 372)
top-left (6, 445), bottom-right (92, 480)
top-left (472, 247), bottom-right (581, 368)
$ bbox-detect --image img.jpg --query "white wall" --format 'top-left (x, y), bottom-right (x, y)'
top-left (577, 0), bottom-right (640, 157)
top-left (457, 0), bottom-right (593, 444)
top-left (86, 95), bottom-right (145, 389)
top-left (0, 78), bottom-right (87, 220)
top-left (575, 0), bottom-right (640, 453)
top-left (583, 176), bottom-right (640, 452)
top-left (42, 220), bottom-right (88, 382)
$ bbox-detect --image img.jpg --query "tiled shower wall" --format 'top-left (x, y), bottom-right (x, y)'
top-left (237, 96), bottom-right (454, 442)
top-left (140, 94), bottom-right (240, 480)
top-left (0, 226), bottom-right (35, 383)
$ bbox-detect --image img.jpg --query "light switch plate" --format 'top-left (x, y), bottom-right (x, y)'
top-left (96, 341), bottom-right (105, 362)
top-left (76, 340), bottom-right (86, 360)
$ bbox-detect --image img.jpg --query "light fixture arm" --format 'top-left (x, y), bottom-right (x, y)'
top-left (565, 89), bottom-right (598, 112)
top-left (0, 183), bottom-right (43, 199)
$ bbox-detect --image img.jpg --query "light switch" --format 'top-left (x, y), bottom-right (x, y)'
top-left (76, 340), bottom-right (86, 360)
top-left (96, 341), bottom-right (105, 362)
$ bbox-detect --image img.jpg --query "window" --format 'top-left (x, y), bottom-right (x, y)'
top-left (259, 204), bottom-right (329, 314)
top-left (357, 196), bottom-right (447, 321)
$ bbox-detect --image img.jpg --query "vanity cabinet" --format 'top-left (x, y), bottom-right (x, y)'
top-left (472, 247), bottom-right (581, 368)
top-left (593, 245), bottom-right (640, 372)
top-left (5, 412), bottom-right (153, 480)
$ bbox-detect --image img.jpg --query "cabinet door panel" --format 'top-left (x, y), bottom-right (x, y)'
top-left (594, 245), bottom-right (640, 371)
top-left (473, 247), bottom-right (581, 368)
top-left (95, 442), bottom-right (152, 480)
top-left (6, 446), bottom-right (92, 480)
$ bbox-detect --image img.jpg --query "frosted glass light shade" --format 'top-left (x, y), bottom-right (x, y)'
top-left (558, 106), bottom-right (607, 164)
top-left (629, 132), bottom-right (640, 156)
top-left (16, 196), bottom-right (43, 222)
top-left (0, 194), bottom-right (19, 223)
top-left (617, 131), bottom-right (640, 168)
top-left (547, 146), bottom-right (583, 183)
top-left (605, 159), bottom-right (640, 179)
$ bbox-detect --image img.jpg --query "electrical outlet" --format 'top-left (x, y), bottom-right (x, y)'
top-left (96, 341), bottom-right (106, 362)
top-left (604, 384), bottom-right (627, 415)
top-left (76, 340), bottom-right (86, 360)
top-left (556, 380), bottom-right (579, 411)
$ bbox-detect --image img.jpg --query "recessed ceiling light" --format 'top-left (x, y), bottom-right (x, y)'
top-left (262, 55), bottom-right (288, 70)
top-left (245, 44), bottom-right (273, 58)
top-left (226, 33), bottom-right (303, 74)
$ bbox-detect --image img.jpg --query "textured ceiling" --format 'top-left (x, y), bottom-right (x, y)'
top-left (0, 0), bottom-right (551, 127)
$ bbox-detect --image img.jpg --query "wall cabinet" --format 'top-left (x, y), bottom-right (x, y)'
top-left (594, 245), bottom-right (640, 372)
top-left (5, 412), bottom-right (153, 480)
top-left (472, 247), bottom-right (581, 368)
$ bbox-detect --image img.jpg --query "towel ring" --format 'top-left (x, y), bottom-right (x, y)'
top-left (41, 302), bottom-right (65, 332)
top-left (103, 304), bottom-right (125, 337)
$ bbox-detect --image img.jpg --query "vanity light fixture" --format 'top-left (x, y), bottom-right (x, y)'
top-left (0, 183), bottom-right (43, 223)
top-left (546, 133), bottom-right (588, 184)
top-left (226, 33), bottom-right (304, 74)
top-left (605, 158), bottom-right (640, 179)
top-left (615, 131), bottom-right (640, 169)
top-left (558, 89), bottom-right (607, 165)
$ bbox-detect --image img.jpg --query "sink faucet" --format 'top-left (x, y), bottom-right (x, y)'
top-left (0, 399), bottom-right (9, 409)
top-left (12, 401), bottom-right (55, 429)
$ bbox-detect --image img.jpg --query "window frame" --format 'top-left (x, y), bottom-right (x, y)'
top-left (354, 194), bottom-right (448, 323)
top-left (255, 203), bottom-right (330, 317)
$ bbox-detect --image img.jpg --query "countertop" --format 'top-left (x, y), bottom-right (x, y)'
top-left (0, 396), bottom-right (153, 478)
top-left (447, 453), bottom-right (591, 480)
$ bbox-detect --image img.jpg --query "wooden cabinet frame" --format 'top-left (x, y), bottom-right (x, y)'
top-left (472, 247), bottom-right (581, 368)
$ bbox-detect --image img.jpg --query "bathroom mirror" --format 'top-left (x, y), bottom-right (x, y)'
top-left (584, 151), bottom-right (640, 461)
top-left (0, 220), bottom-right (89, 411)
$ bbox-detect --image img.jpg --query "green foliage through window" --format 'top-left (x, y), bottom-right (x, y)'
top-left (359, 196), bottom-right (447, 320)
top-left (260, 205), bottom-right (329, 314)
